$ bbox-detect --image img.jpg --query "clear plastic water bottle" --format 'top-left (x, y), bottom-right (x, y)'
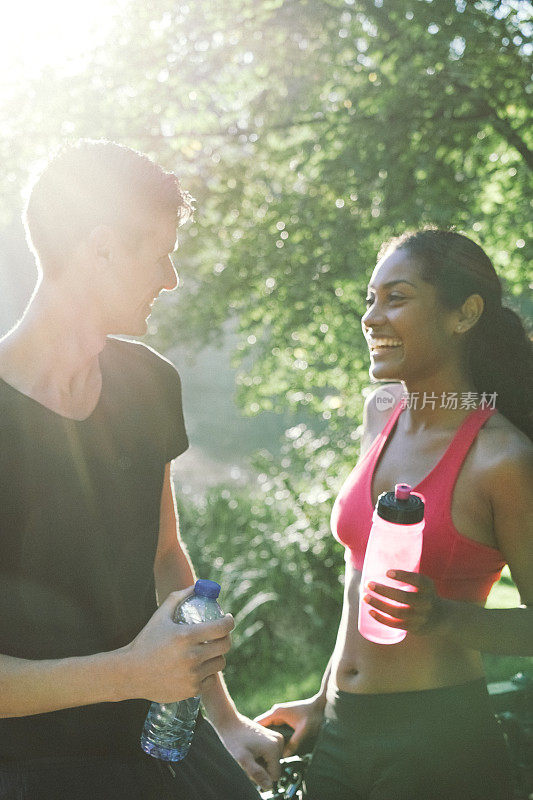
top-left (358, 483), bottom-right (425, 645)
top-left (140, 579), bottom-right (224, 761)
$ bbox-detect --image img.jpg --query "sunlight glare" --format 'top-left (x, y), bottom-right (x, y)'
top-left (1, 0), bottom-right (123, 80)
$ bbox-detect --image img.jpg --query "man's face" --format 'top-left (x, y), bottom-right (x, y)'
top-left (102, 213), bottom-right (179, 336)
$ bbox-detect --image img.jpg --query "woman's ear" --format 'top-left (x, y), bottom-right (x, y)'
top-left (453, 293), bottom-right (484, 335)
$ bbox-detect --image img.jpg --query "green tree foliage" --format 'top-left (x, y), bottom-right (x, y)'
top-left (146, 0), bottom-right (532, 430)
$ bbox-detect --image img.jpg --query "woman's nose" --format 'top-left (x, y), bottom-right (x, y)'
top-left (361, 301), bottom-right (384, 330)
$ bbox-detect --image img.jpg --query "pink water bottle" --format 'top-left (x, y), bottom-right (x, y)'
top-left (358, 483), bottom-right (425, 645)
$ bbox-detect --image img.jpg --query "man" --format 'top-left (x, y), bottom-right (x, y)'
top-left (0, 140), bottom-right (282, 799)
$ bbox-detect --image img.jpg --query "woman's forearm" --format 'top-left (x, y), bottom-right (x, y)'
top-left (440, 601), bottom-right (533, 656)
top-left (315, 655), bottom-right (333, 706)
top-left (201, 672), bottom-right (239, 728)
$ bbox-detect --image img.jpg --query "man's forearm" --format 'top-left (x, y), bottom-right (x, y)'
top-left (0, 648), bottom-right (129, 719)
top-left (440, 601), bottom-right (533, 656)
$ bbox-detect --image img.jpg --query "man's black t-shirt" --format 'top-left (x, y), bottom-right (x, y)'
top-left (0, 336), bottom-right (188, 760)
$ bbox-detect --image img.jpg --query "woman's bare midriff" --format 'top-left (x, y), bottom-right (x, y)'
top-left (329, 564), bottom-right (485, 696)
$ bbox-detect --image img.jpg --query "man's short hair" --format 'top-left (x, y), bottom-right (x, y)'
top-left (23, 139), bottom-right (194, 270)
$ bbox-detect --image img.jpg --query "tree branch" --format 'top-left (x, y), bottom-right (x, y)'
top-left (482, 101), bottom-right (533, 171)
top-left (448, 78), bottom-right (533, 171)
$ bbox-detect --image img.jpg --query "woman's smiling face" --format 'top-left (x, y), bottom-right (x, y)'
top-left (361, 248), bottom-right (459, 384)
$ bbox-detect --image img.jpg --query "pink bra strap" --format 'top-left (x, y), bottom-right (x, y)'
top-left (431, 405), bottom-right (496, 474)
top-left (419, 405), bottom-right (496, 498)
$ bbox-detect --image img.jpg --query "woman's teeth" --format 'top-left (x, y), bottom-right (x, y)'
top-left (370, 338), bottom-right (402, 349)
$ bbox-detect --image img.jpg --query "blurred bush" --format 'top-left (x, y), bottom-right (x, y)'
top-left (176, 428), bottom-right (346, 705)
top-left (178, 481), bottom-right (342, 691)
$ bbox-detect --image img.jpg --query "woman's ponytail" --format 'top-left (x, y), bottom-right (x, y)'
top-left (468, 305), bottom-right (533, 439)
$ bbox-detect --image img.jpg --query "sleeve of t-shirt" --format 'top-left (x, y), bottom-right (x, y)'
top-left (164, 362), bottom-right (189, 463)
top-left (120, 339), bottom-right (189, 464)
top-left (156, 356), bottom-right (189, 463)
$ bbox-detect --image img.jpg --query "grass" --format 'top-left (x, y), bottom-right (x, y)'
top-left (483, 566), bottom-right (532, 681)
top-left (231, 670), bottom-right (324, 720)
top-left (485, 566), bottom-right (522, 609)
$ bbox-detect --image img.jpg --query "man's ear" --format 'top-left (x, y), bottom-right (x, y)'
top-left (453, 293), bottom-right (484, 335)
top-left (88, 225), bottom-right (115, 266)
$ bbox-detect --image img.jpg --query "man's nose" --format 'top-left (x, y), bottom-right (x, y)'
top-left (161, 255), bottom-right (179, 292)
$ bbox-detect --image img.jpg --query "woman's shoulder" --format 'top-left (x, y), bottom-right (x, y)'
top-left (473, 411), bottom-right (533, 493)
top-left (474, 414), bottom-right (532, 592)
top-left (477, 411), bottom-right (532, 462)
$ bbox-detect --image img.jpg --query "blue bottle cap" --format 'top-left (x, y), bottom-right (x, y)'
top-left (194, 579), bottom-right (221, 599)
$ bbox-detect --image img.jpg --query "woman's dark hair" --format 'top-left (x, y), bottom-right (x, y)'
top-left (378, 227), bottom-right (533, 440)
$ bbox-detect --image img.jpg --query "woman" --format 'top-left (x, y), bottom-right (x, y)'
top-left (256, 229), bottom-right (533, 800)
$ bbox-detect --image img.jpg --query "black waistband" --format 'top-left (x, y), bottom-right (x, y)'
top-left (325, 678), bottom-right (491, 728)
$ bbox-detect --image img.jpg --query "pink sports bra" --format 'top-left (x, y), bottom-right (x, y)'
top-left (331, 401), bottom-right (506, 602)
